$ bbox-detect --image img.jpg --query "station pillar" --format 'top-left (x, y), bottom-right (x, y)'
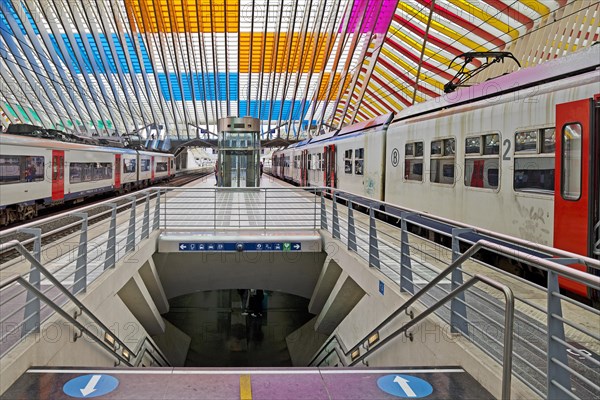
top-left (216, 117), bottom-right (261, 187)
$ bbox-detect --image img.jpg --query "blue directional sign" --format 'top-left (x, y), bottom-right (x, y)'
top-left (379, 280), bottom-right (385, 295)
top-left (178, 242), bottom-right (302, 251)
top-left (63, 374), bottom-right (119, 398)
top-left (377, 374), bottom-right (433, 398)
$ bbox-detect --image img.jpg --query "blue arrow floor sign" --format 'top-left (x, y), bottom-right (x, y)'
top-left (377, 374), bottom-right (433, 398)
top-left (63, 374), bottom-right (119, 398)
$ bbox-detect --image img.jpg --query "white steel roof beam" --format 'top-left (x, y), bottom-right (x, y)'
top-left (0, 2), bottom-right (69, 127)
top-left (110, 0), bottom-right (165, 133)
top-left (4, 0), bottom-right (81, 127)
top-left (93, 0), bottom-right (147, 132)
top-left (69, 1), bottom-right (131, 133)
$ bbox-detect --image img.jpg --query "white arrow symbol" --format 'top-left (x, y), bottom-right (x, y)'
top-left (180, 244), bottom-right (186, 250)
top-left (394, 376), bottom-right (416, 397)
top-left (293, 244), bottom-right (300, 249)
top-left (80, 375), bottom-right (102, 397)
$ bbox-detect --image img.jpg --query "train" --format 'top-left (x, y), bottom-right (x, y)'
top-left (0, 132), bottom-right (176, 225)
top-left (271, 45), bottom-right (600, 299)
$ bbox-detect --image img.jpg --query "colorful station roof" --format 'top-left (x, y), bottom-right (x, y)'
top-left (0, 0), bottom-right (598, 140)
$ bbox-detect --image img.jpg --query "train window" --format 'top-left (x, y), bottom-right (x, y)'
top-left (561, 123), bottom-right (582, 201)
top-left (156, 162), bottom-right (168, 172)
top-left (514, 128), bottom-right (555, 194)
top-left (0, 156), bottom-right (44, 184)
top-left (464, 134), bottom-right (499, 189)
top-left (318, 153), bottom-right (323, 171)
top-left (542, 128), bottom-right (556, 153)
top-left (354, 148), bottom-right (364, 175)
top-left (404, 141), bottom-right (423, 182)
top-left (415, 142), bottom-right (423, 157)
top-left (141, 159), bottom-right (151, 172)
top-left (515, 131), bottom-right (537, 152)
top-left (52, 156), bottom-right (58, 180)
top-left (483, 134), bottom-right (500, 155)
top-left (465, 137), bottom-right (480, 154)
top-left (431, 141), bottom-right (442, 155)
top-left (123, 159), bottom-right (136, 173)
top-left (430, 139), bottom-right (455, 184)
top-left (308, 154), bottom-right (312, 170)
top-left (70, 162), bottom-right (112, 183)
top-left (344, 150), bottom-right (353, 174)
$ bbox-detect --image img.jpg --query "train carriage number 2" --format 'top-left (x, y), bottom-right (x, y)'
top-left (503, 139), bottom-right (511, 161)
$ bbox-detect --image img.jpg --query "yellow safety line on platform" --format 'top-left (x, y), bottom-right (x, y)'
top-left (240, 374), bottom-right (252, 400)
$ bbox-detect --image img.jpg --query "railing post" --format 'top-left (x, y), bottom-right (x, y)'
top-left (547, 270), bottom-right (571, 399)
top-left (450, 228), bottom-right (470, 335)
top-left (126, 197), bottom-right (136, 252)
top-left (153, 190), bottom-right (161, 231)
top-left (104, 204), bottom-right (117, 270)
top-left (213, 188), bottom-right (217, 229)
top-left (264, 189), bottom-right (268, 229)
top-left (369, 207), bottom-right (380, 269)
top-left (72, 213), bottom-right (88, 295)
top-left (400, 212), bottom-right (414, 294)
top-left (142, 193), bottom-right (150, 239)
top-left (18, 228), bottom-right (41, 337)
top-left (332, 193), bottom-right (340, 239)
top-left (320, 191), bottom-right (327, 230)
top-left (347, 201), bottom-right (357, 252)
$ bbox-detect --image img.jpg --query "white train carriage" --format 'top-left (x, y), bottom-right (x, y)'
top-left (0, 134), bottom-right (120, 223)
top-left (272, 113), bottom-right (392, 200)
top-left (269, 45), bottom-right (599, 299)
top-left (0, 133), bottom-right (177, 224)
top-left (137, 151), bottom-right (154, 184)
top-left (121, 149), bottom-right (139, 190)
top-left (152, 153), bottom-right (173, 182)
top-left (384, 52), bottom-right (600, 250)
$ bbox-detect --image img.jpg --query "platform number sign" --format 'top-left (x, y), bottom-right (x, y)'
top-left (391, 148), bottom-right (400, 167)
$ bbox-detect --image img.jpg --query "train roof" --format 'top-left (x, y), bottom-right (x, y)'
top-left (393, 44), bottom-right (600, 123)
top-left (281, 112), bottom-right (395, 150)
top-left (337, 113), bottom-right (394, 137)
top-left (138, 150), bottom-right (174, 157)
top-left (0, 133), bottom-right (140, 155)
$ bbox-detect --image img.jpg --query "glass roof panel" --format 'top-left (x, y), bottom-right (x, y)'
top-left (0, 0), bottom-right (596, 139)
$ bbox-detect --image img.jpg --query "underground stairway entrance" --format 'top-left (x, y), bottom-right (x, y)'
top-left (162, 289), bottom-right (315, 367)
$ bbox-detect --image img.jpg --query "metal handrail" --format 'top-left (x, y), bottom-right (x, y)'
top-left (322, 188), bottom-right (600, 269)
top-left (0, 189), bottom-right (160, 256)
top-left (347, 239), bottom-right (600, 358)
top-left (0, 274), bottom-right (132, 366)
top-left (349, 274), bottom-right (514, 400)
top-left (0, 240), bottom-right (170, 367)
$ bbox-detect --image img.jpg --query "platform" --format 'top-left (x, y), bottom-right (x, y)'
top-left (2, 367), bottom-right (494, 400)
top-left (1, 177), bottom-right (598, 400)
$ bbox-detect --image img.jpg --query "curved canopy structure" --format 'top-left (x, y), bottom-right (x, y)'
top-left (0, 0), bottom-right (598, 140)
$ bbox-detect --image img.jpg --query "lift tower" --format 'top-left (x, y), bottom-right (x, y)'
top-left (216, 117), bottom-right (261, 187)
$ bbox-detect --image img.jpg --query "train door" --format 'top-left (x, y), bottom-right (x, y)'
top-left (115, 154), bottom-right (121, 189)
top-left (554, 96), bottom-right (599, 297)
top-left (279, 154), bottom-right (284, 177)
top-left (51, 150), bottom-right (64, 201)
top-left (151, 156), bottom-right (155, 181)
top-left (323, 145), bottom-right (336, 188)
top-left (301, 150), bottom-right (308, 186)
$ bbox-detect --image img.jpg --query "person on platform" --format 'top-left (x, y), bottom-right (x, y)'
top-left (214, 163), bottom-right (219, 186)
